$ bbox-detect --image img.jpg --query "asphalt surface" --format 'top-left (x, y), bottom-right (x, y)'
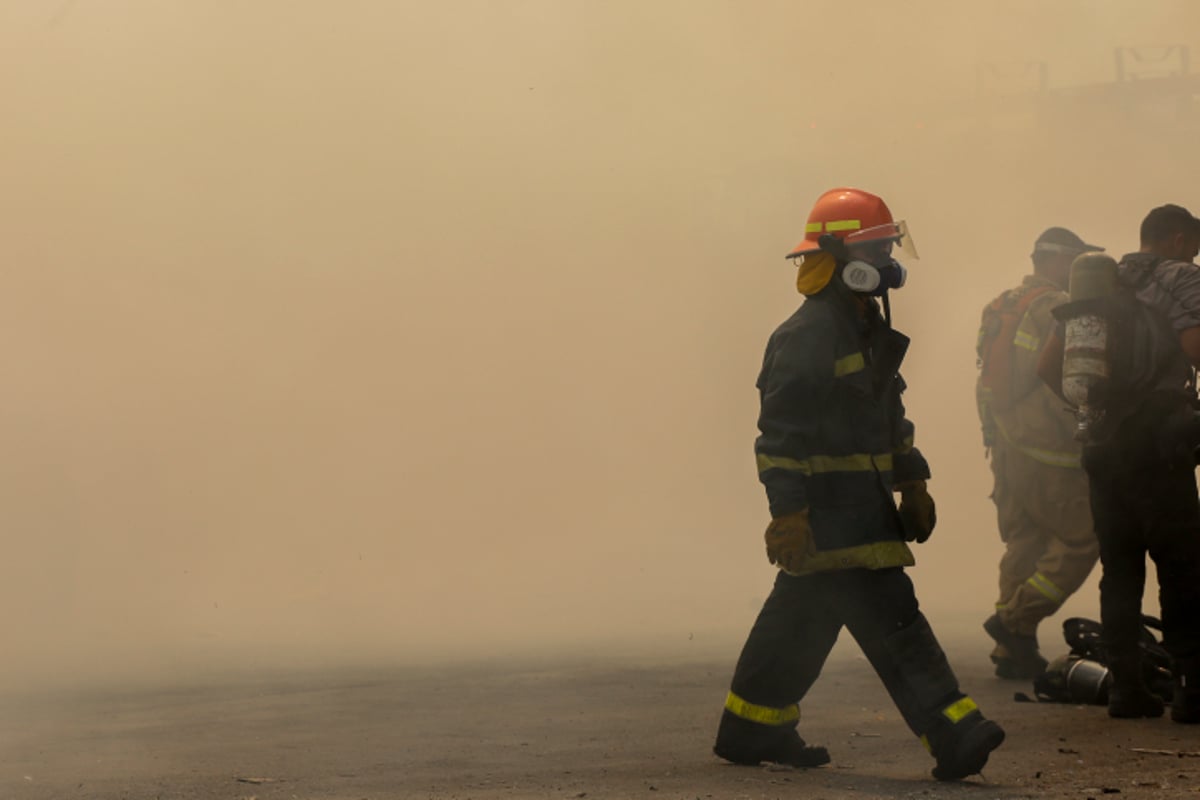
top-left (4, 632), bottom-right (1200, 799)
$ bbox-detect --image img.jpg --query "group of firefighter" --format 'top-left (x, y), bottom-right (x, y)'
top-left (712, 188), bottom-right (1200, 781)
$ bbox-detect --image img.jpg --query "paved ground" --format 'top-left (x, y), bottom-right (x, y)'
top-left (4, 633), bottom-right (1200, 800)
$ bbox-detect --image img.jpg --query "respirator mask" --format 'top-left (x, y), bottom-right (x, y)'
top-left (841, 258), bottom-right (908, 296)
top-left (829, 220), bottom-right (918, 296)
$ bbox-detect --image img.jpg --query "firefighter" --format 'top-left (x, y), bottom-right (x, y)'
top-left (976, 228), bottom-right (1104, 680)
top-left (1039, 204), bottom-right (1200, 722)
top-left (713, 188), bottom-right (1005, 780)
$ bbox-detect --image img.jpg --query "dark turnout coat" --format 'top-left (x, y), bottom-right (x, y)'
top-left (754, 285), bottom-right (930, 574)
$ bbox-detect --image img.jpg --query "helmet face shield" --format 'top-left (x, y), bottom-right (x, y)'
top-left (896, 219), bottom-right (919, 260)
top-left (843, 222), bottom-right (900, 247)
top-left (844, 220), bottom-right (919, 260)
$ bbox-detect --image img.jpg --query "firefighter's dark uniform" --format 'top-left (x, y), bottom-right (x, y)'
top-left (714, 282), bottom-right (1000, 776)
top-left (1078, 253), bottom-right (1200, 718)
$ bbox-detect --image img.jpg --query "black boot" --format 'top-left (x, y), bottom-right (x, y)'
top-left (926, 709), bottom-right (1006, 782)
top-left (874, 614), bottom-right (1005, 780)
top-left (1107, 652), bottom-right (1164, 719)
top-left (713, 709), bottom-right (830, 768)
top-left (984, 614), bottom-right (1048, 680)
top-left (1171, 657), bottom-right (1200, 724)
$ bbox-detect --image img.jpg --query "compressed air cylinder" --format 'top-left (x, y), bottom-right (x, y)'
top-left (1061, 253), bottom-right (1118, 440)
top-left (1062, 315), bottom-right (1108, 408)
top-left (1067, 252), bottom-right (1118, 302)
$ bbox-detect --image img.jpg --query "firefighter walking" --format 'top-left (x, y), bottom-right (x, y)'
top-left (713, 188), bottom-right (1005, 781)
top-left (976, 228), bottom-right (1103, 680)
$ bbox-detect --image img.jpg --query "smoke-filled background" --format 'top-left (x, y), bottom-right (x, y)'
top-left (2, 0), bottom-right (1199, 689)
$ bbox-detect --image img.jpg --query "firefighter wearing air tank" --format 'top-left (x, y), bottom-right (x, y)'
top-left (713, 188), bottom-right (1005, 782)
top-left (975, 228), bottom-right (1103, 681)
top-left (1041, 204), bottom-right (1200, 723)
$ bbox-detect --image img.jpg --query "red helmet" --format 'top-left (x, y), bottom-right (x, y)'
top-left (786, 187), bottom-right (904, 259)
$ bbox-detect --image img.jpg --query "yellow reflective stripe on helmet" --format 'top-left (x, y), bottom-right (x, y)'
top-left (757, 453), bottom-right (894, 475)
top-left (724, 691), bottom-right (800, 725)
top-left (1013, 330), bottom-right (1041, 352)
top-left (805, 222), bottom-right (823, 233)
top-left (834, 352), bottom-right (865, 377)
top-left (825, 219), bottom-right (862, 232)
top-left (1026, 572), bottom-right (1066, 604)
top-left (941, 696), bottom-right (979, 724)
top-left (991, 415), bottom-right (1081, 469)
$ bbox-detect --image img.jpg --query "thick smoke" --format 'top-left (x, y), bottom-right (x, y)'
top-left (1, 0), bottom-right (1197, 689)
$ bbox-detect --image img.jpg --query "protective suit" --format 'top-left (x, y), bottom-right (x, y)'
top-left (977, 261), bottom-right (1099, 679)
top-left (714, 188), bottom-right (1004, 781)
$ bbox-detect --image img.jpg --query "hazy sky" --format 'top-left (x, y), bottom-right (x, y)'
top-left (2, 1), bottom-right (1199, 688)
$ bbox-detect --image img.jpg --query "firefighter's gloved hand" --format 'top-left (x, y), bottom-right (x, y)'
top-left (895, 480), bottom-right (936, 543)
top-left (764, 509), bottom-right (813, 575)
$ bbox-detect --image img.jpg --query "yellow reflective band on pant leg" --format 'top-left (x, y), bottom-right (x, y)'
top-left (724, 691), bottom-right (800, 725)
top-left (919, 734), bottom-right (932, 752)
top-left (941, 697), bottom-right (979, 724)
top-left (1026, 572), bottom-right (1067, 605)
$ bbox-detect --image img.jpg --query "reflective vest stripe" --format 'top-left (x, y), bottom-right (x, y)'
top-left (991, 414), bottom-right (1081, 469)
top-left (1013, 330), bottom-right (1041, 352)
top-left (724, 691), bottom-right (800, 725)
top-left (757, 452), bottom-right (894, 475)
top-left (779, 539), bottom-right (914, 575)
top-left (834, 352), bottom-right (865, 377)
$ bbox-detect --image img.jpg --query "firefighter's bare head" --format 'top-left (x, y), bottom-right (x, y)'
top-left (1031, 227), bottom-right (1103, 289)
top-left (1140, 204), bottom-right (1200, 263)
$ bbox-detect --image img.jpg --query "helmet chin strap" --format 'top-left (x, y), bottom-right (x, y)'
top-left (817, 233), bottom-right (849, 261)
top-left (881, 291), bottom-right (892, 327)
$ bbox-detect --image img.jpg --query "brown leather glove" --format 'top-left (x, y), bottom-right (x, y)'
top-left (895, 480), bottom-right (936, 543)
top-left (764, 509), bottom-right (813, 575)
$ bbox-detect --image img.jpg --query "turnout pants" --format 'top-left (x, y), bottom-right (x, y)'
top-left (716, 568), bottom-right (973, 754)
top-left (990, 443), bottom-right (1098, 638)
top-left (1085, 453), bottom-right (1200, 663)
